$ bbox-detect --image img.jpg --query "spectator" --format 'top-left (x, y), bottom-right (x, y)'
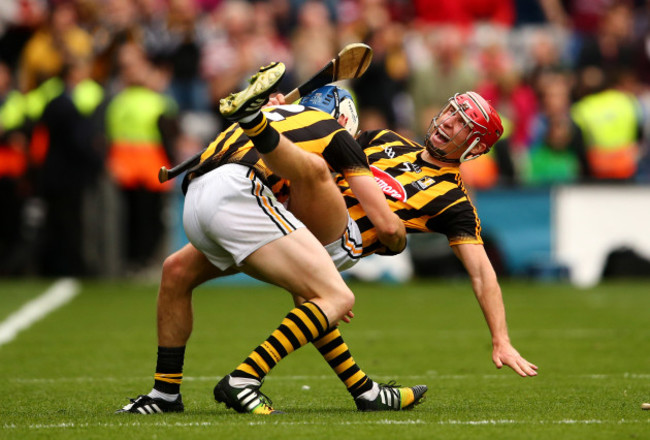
top-left (524, 114), bottom-right (587, 185)
top-left (0, 60), bottom-right (29, 274)
top-left (91, 0), bottom-right (142, 87)
top-left (37, 56), bottom-right (105, 276)
top-left (475, 42), bottom-right (538, 155)
top-left (18, 0), bottom-right (93, 92)
top-left (105, 42), bottom-right (179, 275)
top-left (524, 72), bottom-right (590, 185)
top-left (574, 2), bottom-right (637, 99)
top-left (571, 70), bottom-right (643, 181)
top-left (290, 0), bottom-right (336, 88)
top-left (345, 0), bottom-right (411, 132)
top-left (407, 26), bottom-right (479, 137)
top-left (464, 42), bottom-right (537, 186)
top-left (412, 0), bottom-right (515, 30)
top-left (161, 0), bottom-right (210, 112)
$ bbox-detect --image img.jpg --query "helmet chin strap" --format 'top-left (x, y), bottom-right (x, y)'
top-left (459, 138), bottom-right (481, 163)
top-left (425, 136), bottom-right (481, 164)
top-left (425, 143), bottom-right (460, 164)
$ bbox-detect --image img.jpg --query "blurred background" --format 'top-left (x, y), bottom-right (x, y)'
top-left (1, 0), bottom-right (649, 286)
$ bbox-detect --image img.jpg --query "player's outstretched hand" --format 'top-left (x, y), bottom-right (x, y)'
top-left (266, 94), bottom-right (286, 107)
top-left (492, 342), bottom-right (538, 377)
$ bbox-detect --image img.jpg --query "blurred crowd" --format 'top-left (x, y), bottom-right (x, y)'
top-left (1, 0), bottom-right (650, 278)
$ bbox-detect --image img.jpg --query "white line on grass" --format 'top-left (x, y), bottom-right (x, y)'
top-left (3, 419), bottom-right (650, 430)
top-left (10, 373), bottom-right (650, 384)
top-left (0, 278), bottom-right (80, 347)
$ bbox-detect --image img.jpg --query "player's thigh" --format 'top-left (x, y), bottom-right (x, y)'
top-left (288, 156), bottom-right (348, 245)
top-left (240, 228), bottom-right (350, 301)
top-left (184, 164), bottom-right (303, 270)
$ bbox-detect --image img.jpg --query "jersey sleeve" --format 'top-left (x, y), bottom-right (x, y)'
top-left (321, 130), bottom-right (372, 179)
top-left (426, 200), bottom-right (484, 246)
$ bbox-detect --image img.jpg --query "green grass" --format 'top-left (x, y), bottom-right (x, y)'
top-left (1, 278), bottom-right (649, 439)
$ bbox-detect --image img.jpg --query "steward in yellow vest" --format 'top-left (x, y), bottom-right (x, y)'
top-left (571, 88), bottom-right (642, 180)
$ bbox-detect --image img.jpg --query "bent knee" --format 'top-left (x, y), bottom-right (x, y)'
top-left (161, 246), bottom-right (210, 290)
top-left (301, 154), bottom-right (332, 183)
top-left (161, 252), bottom-right (190, 288)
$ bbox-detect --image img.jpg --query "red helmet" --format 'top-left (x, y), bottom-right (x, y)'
top-left (425, 91), bottom-right (503, 163)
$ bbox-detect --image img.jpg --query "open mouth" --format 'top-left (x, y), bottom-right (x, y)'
top-left (433, 127), bottom-right (451, 144)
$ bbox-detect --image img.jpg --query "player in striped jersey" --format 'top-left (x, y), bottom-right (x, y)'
top-left (181, 85), bottom-right (405, 260)
top-left (290, 91), bottom-right (538, 381)
top-left (119, 68), bottom-right (536, 416)
top-left (337, 128), bottom-right (484, 257)
top-left (118, 65), bottom-right (419, 416)
top-left (263, 90), bottom-right (538, 396)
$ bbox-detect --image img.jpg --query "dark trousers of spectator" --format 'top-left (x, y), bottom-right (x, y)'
top-left (0, 178), bottom-right (25, 274)
top-left (123, 188), bottom-right (166, 271)
top-left (40, 191), bottom-right (85, 277)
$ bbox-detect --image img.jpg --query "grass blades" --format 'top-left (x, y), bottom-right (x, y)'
top-left (1, 278), bottom-right (649, 439)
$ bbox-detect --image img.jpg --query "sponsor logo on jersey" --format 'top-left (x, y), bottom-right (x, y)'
top-left (398, 161), bottom-right (421, 173)
top-left (415, 176), bottom-right (435, 190)
top-left (370, 166), bottom-right (407, 202)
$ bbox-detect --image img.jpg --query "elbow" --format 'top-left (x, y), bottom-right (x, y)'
top-left (376, 217), bottom-right (407, 253)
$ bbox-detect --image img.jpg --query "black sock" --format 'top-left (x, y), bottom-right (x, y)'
top-left (239, 112), bottom-right (280, 154)
top-left (154, 346), bottom-right (186, 394)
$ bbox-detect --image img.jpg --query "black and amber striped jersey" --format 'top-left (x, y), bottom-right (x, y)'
top-left (182, 105), bottom-right (371, 202)
top-left (337, 129), bottom-right (483, 256)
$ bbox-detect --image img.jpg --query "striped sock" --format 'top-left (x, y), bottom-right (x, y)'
top-left (232, 301), bottom-right (330, 380)
top-left (153, 346), bottom-right (185, 394)
top-left (313, 328), bottom-right (373, 398)
top-left (239, 112), bottom-right (280, 154)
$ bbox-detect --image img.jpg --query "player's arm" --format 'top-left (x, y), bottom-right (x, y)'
top-left (346, 174), bottom-right (406, 253)
top-left (451, 243), bottom-right (539, 377)
top-left (268, 93), bottom-right (405, 252)
top-left (326, 129), bottom-right (406, 254)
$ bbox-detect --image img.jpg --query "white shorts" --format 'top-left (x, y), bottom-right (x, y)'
top-left (183, 163), bottom-right (363, 272)
top-left (324, 214), bottom-right (363, 271)
top-left (183, 164), bottom-right (305, 270)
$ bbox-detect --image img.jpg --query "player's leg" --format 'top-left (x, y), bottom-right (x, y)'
top-left (214, 228), bottom-right (355, 414)
top-left (116, 244), bottom-right (235, 414)
top-left (288, 295), bottom-right (428, 412)
top-left (220, 62), bottom-right (349, 245)
top-left (176, 162), bottom-right (353, 414)
top-left (152, 244), bottom-right (236, 397)
top-left (157, 243), bottom-right (232, 347)
top-left (312, 327), bottom-right (428, 411)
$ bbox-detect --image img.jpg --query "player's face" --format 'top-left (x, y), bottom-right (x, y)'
top-left (425, 103), bottom-right (474, 161)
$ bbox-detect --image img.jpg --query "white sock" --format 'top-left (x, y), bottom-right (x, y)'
top-left (228, 375), bottom-right (262, 388)
top-left (238, 111), bottom-right (261, 124)
top-left (148, 388), bottom-right (178, 402)
top-left (356, 381), bottom-right (379, 401)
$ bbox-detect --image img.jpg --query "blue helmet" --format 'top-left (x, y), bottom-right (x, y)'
top-left (299, 85), bottom-right (359, 136)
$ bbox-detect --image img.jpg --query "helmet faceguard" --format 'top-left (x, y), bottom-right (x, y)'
top-left (424, 91), bottom-right (503, 164)
top-left (299, 85), bottom-right (359, 136)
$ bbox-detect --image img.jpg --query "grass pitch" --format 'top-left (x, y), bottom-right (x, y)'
top-left (1, 277), bottom-right (649, 439)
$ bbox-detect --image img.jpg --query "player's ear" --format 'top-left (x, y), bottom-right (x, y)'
top-left (338, 114), bottom-right (349, 128)
top-left (471, 141), bottom-right (489, 156)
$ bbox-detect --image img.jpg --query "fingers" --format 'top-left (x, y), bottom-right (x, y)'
top-left (494, 348), bottom-right (538, 377)
top-left (339, 310), bottom-right (355, 324)
top-left (268, 93), bottom-right (286, 106)
top-left (266, 93), bottom-right (285, 107)
top-left (501, 357), bottom-right (538, 377)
